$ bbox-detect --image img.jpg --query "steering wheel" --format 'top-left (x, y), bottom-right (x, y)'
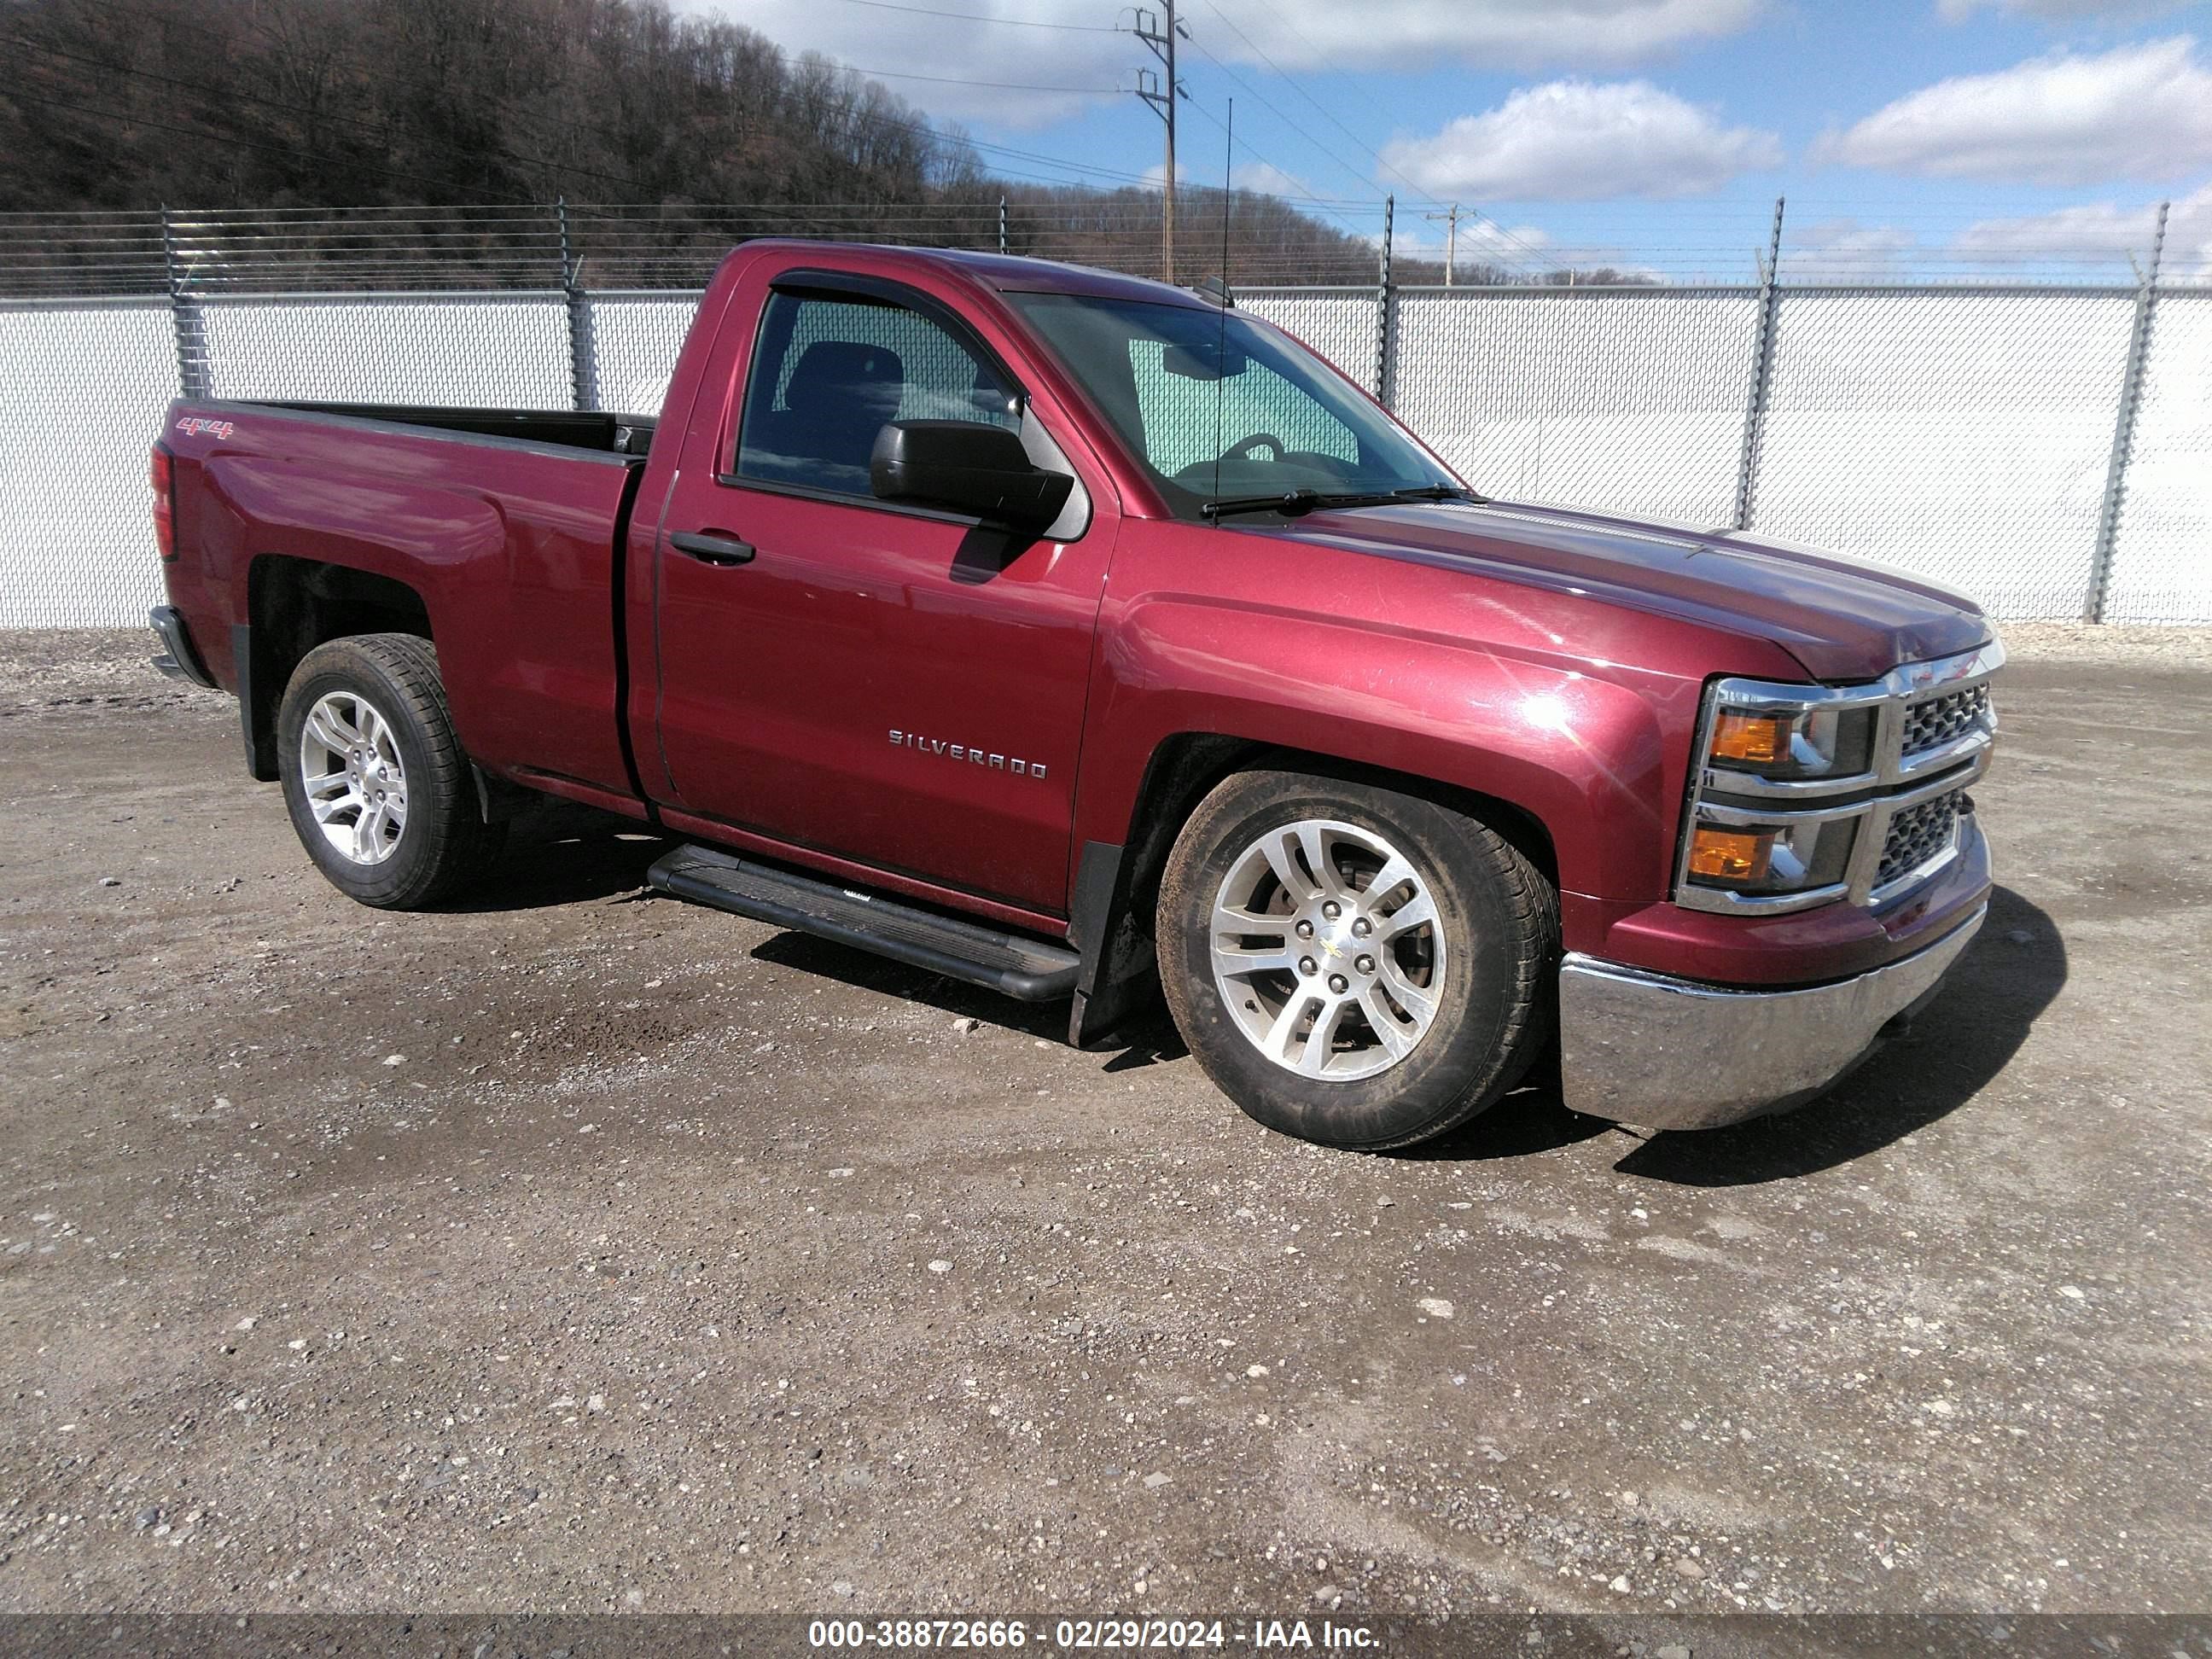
top-left (1222, 432), bottom-right (1285, 464)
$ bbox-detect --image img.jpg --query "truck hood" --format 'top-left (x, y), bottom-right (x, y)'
top-left (1275, 498), bottom-right (1992, 682)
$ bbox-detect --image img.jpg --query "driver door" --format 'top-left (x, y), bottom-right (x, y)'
top-left (650, 271), bottom-right (1113, 916)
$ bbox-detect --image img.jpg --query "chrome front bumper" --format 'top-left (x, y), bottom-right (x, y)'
top-left (1557, 902), bottom-right (1988, 1132)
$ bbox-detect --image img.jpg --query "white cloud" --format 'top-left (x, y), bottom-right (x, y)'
top-left (1950, 181), bottom-right (2212, 273)
top-left (1380, 80), bottom-right (1781, 201)
top-left (1816, 37), bottom-right (2212, 185)
top-left (1784, 218), bottom-right (1921, 280)
top-left (1937, 0), bottom-right (2187, 21)
top-left (1194, 0), bottom-right (1766, 72)
top-left (1458, 218), bottom-right (1557, 265)
top-left (1231, 160), bottom-right (1310, 199)
top-left (702, 1), bottom-right (1121, 127)
top-left (702, 0), bottom-right (1765, 127)
top-left (1381, 216), bottom-right (1556, 272)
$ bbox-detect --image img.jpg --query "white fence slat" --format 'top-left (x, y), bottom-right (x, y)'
top-left (0, 299), bottom-right (178, 628)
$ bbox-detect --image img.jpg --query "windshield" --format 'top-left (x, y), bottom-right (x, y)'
top-left (1004, 292), bottom-right (1459, 520)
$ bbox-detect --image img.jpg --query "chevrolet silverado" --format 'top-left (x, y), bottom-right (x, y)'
top-left (148, 240), bottom-right (2000, 1149)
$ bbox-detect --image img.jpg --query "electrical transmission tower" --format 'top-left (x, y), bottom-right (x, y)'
top-left (1126, 3), bottom-right (1189, 282)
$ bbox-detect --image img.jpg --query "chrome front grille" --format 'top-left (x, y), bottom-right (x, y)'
top-left (1902, 684), bottom-right (1991, 759)
top-left (1877, 790), bottom-right (1964, 888)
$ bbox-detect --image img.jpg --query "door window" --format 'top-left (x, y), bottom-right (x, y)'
top-left (736, 291), bottom-right (1021, 497)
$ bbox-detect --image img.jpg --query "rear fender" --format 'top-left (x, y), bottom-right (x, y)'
top-left (209, 452), bottom-right (501, 743)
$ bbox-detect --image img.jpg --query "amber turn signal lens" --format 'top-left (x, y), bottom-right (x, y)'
top-left (1688, 827), bottom-right (1774, 882)
top-left (1710, 711), bottom-right (1791, 765)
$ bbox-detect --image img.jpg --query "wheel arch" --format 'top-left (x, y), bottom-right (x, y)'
top-left (1068, 730), bottom-right (1561, 1046)
top-left (241, 555), bottom-right (433, 779)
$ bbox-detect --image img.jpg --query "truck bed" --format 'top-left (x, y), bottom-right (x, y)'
top-left (159, 397), bottom-right (651, 809)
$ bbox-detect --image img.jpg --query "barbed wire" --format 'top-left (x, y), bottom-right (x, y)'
top-left (0, 200), bottom-right (2194, 300)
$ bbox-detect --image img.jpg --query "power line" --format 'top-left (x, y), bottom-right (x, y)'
top-left (17, 38), bottom-right (395, 147)
top-left (1173, 96), bottom-right (1373, 243)
top-left (820, 102), bottom-right (1167, 186)
top-left (846, 65), bottom-right (1121, 93)
top-left (1195, 2), bottom-right (1550, 274)
top-left (1192, 2), bottom-right (1421, 193)
top-left (17, 34), bottom-right (1150, 200)
top-left (7, 31), bottom-right (1400, 262)
top-left (1174, 35), bottom-right (1364, 198)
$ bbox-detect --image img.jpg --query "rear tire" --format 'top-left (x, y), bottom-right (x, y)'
top-left (276, 633), bottom-right (504, 910)
top-left (1157, 767), bottom-right (1557, 1150)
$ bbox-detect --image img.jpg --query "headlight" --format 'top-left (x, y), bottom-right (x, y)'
top-left (1703, 697), bottom-right (1877, 782)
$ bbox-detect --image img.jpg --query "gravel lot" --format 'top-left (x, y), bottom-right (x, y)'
top-left (2, 625), bottom-right (2208, 1619)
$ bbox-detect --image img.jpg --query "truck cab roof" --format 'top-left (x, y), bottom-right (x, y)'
top-left (727, 239), bottom-right (1220, 311)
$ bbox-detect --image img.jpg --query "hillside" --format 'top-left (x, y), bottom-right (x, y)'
top-left (0, 0), bottom-right (1454, 285)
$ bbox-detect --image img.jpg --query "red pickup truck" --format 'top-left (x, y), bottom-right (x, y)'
top-left (149, 240), bottom-right (2000, 1149)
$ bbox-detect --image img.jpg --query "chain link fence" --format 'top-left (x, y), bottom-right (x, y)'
top-left (0, 297), bottom-right (178, 631)
top-left (1752, 289), bottom-right (2139, 619)
top-left (201, 293), bottom-right (574, 405)
top-left (1388, 287), bottom-right (1764, 532)
top-left (2, 204), bottom-right (2206, 629)
top-left (2105, 293), bottom-right (2212, 624)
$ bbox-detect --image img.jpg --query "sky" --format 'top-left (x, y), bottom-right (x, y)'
top-left (709, 0), bottom-right (2212, 282)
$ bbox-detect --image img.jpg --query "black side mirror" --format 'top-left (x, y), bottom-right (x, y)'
top-left (870, 420), bottom-right (1073, 533)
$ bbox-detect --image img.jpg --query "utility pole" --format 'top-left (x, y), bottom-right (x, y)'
top-left (1422, 203), bottom-right (1461, 287)
top-left (1129, 3), bottom-right (1188, 282)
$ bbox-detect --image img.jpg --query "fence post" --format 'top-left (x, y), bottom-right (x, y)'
top-left (1731, 195), bottom-right (1785, 532)
top-left (555, 197), bottom-right (597, 412)
top-left (2085, 200), bottom-right (2168, 624)
top-left (1375, 195), bottom-right (1395, 406)
top-left (160, 207), bottom-right (211, 400)
top-left (998, 197), bottom-right (1009, 255)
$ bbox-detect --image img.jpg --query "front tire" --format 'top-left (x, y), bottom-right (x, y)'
top-left (1157, 767), bottom-right (1557, 1150)
top-left (276, 633), bottom-right (504, 909)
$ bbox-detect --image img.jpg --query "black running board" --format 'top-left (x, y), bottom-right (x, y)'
top-left (647, 844), bottom-right (1081, 1002)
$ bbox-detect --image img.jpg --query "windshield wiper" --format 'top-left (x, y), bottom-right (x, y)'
top-left (1392, 483), bottom-right (1489, 504)
top-left (1202, 488), bottom-right (1331, 520)
top-left (1201, 483), bottom-right (1485, 521)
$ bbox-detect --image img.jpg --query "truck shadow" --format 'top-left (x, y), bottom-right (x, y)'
top-left (451, 818), bottom-right (2064, 1186)
top-left (1608, 884), bottom-right (2065, 1186)
top-left (439, 803), bottom-right (672, 912)
top-left (1398, 886), bottom-right (2064, 1177)
top-left (747, 933), bottom-right (1076, 1042)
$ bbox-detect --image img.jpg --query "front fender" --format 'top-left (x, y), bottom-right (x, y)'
top-left (1071, 591), bottom-right (1692, 904)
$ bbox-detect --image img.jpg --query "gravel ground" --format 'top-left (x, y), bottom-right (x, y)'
top-left (1, 626), bottom-right (2208, 1618)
